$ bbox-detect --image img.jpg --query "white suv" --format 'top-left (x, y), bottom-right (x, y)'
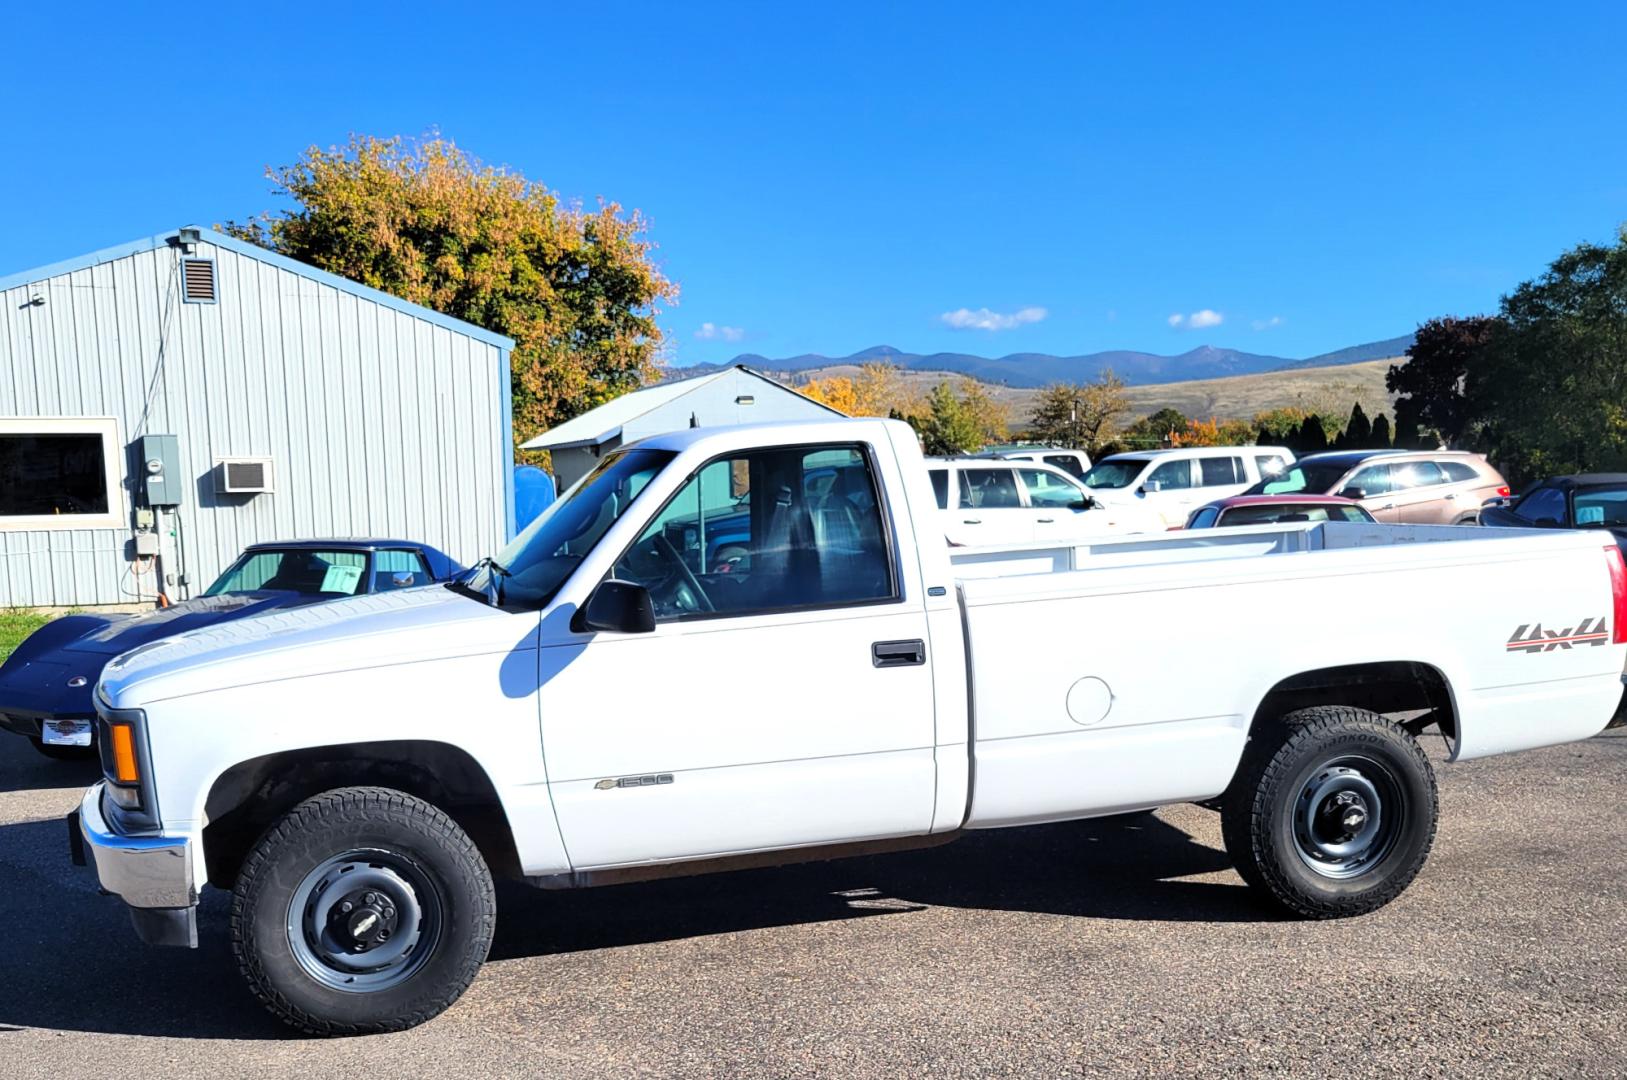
top-left (984, 448), bottom-right (1092, 481)
top-left (1081, 446), bottom-right (1296, 528)
top-left (926, 458), bottom-right (1159, 546)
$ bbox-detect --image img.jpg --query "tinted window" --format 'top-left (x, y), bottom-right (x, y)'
top-left (1187, 507), bottom-right (1219, 529)
top-left (206, 550), bottom-right (368, 596)
top-left (1148, 459), bottom-right (1194, 490)
top-left (1017, 468), bottom-right (1084, 508)
top-left (1044, 454), bottom-right (1086, 479)
top-left (1573, 487), bottom-right (1627, 527)
top-left (1440, 460), bottom-right (1479, 483)
top-left (1258, 461), bottom-right (1351, 496)
top-left (963, 468), bottom-right (1022, 508)
top-left (0, 433), bottom-right (109, 516)
top-left (1198, 456), bottom-right (1243, 486)
top-left (929, 469), bottom-right (950, 510)
top-left (1513, 486), bottom-right (1566, 525)
top-left (611, 445), bottom-right (894, 620)
top-left (1393, 461), bottom-right (1446, 490)
top-left (1082, 458), bottom-right (1150, 489)
top-left (1345, 464), bottom-right (1394, 496)
top-left (373, 550), bottom-right (431, 590)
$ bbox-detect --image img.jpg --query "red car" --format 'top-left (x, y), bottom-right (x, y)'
top-left (1179, 494), bottom-right (1377, 529)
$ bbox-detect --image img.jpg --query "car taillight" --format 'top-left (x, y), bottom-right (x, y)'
top-left (1606, 545), bottom-right (1627, 644)
top-left (1497, 485), bottom-right (1511, 498)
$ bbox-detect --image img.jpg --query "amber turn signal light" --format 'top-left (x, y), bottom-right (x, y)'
top-left (109, 722), bottom-right (140, 784)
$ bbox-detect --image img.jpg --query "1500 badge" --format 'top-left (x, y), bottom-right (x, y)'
top-left (1506, 618), bottom-right (1609, 653)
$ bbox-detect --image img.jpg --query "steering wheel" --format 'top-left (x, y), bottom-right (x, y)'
top-left (653, 533), bottom-right (715, 614)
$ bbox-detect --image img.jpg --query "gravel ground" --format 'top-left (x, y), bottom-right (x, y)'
top-left (2, 729), bottom-right (1624, 1078)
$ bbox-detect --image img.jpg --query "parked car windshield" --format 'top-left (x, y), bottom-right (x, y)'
top-left (1572, 486), bottom-right (1627, 527)
top-left (1252, 460), bottom-right (1351, 496)
top-left (1220, 504), bottom-right (1373, 526)
top-left (205, 549), bottom-right (369, 596)
top-left (463, 449), bottom-right (675, 608)
top-left (1081, 458), bottom-right (1150, 489)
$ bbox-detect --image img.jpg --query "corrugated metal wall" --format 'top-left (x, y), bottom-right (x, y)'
top-left (0, 236), bottom-right (510, 607)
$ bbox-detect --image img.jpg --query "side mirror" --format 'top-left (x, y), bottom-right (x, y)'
top-left (1068, 497), bottom-right (1091, 511)
top-left (1141, 480), bottom-right (1163, 494)
top-left (1339, 486), bottom-right (1366, 500)
top-left (574, 580), bottom-right (655, 634)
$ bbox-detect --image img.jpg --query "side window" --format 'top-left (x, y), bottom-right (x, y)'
top-left (1346, 464), bottom-right (1393, 496)
top-left (1044, 453), bottom-right (1086, 480)
top-left (1255, 454), bottom-right (1287, 479)
top-left (373, 550), bottom-right (431, 590)
top-left (955, 471), bottom-right (974, 510)
top-left (929, 469), bottom-right (950, 510)
top-left (1148, 459), bottom-right (1194, 490)
top-left (964, 468), bottom-right (1022, 508)
top-left (611, 444), bottom-right (895, 620)
top-left (1188, 507), bottom-right (1219, 528)
top-left (1394, 461), bottom-right (1446, 489)
top-left (1514, 486), bottom-right (1567, 524)
top-left (1017, 468), bottom-right (1083, 508)
top-left (1198, 456), bottom-right (1243, 486)
top-left (1439, 460), bottom-right (1479, 483)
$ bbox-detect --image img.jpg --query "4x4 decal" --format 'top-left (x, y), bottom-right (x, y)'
top-left (1506, 618), bottom-right (1610, 653)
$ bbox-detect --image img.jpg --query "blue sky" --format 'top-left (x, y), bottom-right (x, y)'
top-left (3, 3), bottom-right (1625, 367)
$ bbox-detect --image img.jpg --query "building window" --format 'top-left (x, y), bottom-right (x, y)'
top-left (0, 417), bottom-right (123, 530)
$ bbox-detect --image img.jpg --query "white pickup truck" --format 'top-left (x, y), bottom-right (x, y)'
top-left (72, 418), bottom-right (1627, 1035)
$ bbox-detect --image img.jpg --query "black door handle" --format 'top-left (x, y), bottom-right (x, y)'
top-left (872, 639), bottom-right (926, 667)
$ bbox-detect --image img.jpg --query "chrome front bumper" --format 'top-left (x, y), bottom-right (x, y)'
top-left (71, 781), bottom-right (198, 947)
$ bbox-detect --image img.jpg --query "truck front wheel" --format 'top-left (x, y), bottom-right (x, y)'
top-left (231, 786), bottom-right (495, 1034)
top-left (1221, 705), bottom-right (1438, 918)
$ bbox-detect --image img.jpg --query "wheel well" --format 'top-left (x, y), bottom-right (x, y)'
top-left (1250, 661), bottom-right (1457, 745)
top-left (201, 741), bottom-right (523, 889)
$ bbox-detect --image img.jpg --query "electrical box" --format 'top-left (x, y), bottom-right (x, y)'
top-left (133, 531), bottom-right (160, 556)
top-left (138, 434), bottom-right (183, 507)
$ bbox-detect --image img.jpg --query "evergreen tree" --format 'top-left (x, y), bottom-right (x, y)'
top-left (1371, 413), bottom-right (1392, 447)
top-left (1345, 402), bottom-right (1372, 447)
top-left (1297, 414), bottom-right (1327, 452)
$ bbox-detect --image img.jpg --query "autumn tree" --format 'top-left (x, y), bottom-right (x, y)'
top-left (918, 379), bottom-right (1008, 456)
top-left (1387, 316), bottom-right (1499, 448)
top-left (801, 362), bottom-right (920, 419)
top-left (225, 133), bottom-right (678, 452)
top-left (1028, 371), bottom-right (1130, 451)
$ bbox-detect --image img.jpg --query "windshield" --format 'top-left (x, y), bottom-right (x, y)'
top-left (1220, 503), bottom-right (1372, 526)
top-left (1252, 461), bottom-right (1351, 496)
top-left (204, 549), bottom-right (368, 596)
top-left (459, 448), bottom-right (674, 608)
top-left (1081, 458), bottom-right (1150, 489)
top-left (1572, 487), bottom-right (1627, 527)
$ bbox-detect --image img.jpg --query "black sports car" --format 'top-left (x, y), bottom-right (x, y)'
top-left (1479, 474), bottom-right (1627, 550)
top-left (0, 538), bottom-right (461, 759)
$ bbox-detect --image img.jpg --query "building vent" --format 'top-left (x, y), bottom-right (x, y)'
top-left (215, 457), bottom-right (274, 495)
top-left (182, 258), bottom-right (217, 303)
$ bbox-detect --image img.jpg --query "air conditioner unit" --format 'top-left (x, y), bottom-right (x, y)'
top-left (215, 457), bottom-right (274, 495)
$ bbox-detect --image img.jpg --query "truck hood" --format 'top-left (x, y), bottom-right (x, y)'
top-left (99, 586), bottom-right (536, 708)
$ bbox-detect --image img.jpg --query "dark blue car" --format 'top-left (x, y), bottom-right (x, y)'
top-left (0, 538), bottom-right (460, 760)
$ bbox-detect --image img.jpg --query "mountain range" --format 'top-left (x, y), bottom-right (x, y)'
top-left (672, 333), bottom-right (1414, 389)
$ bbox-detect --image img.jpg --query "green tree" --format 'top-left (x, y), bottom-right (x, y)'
top-left (225, 133), bottom-right (678, 453)
top-left (1340, 402), bottom-right (1372, 448)
top-left (1387, 316), bottom-right (1499, 448)
top-left (1296, 414), bottom-right (1327, 453)
top-left (920, 380), bottom-right (999, 455)
top-left (1370, 412), bottom-right (1392, 447)
top-left (1468, 229), bottom-right (1627, 481)
top-left (1029, 371), bottom-right (1130, 451)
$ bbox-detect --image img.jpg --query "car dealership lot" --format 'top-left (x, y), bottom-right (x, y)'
top-left (3, 732), bottom-right (1625, 1078)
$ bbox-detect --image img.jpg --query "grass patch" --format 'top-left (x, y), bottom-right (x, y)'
top-left (1, 609), bottom-right (52, 664)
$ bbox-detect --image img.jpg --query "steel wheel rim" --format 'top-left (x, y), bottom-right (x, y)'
top-left (1292, 755), bottom-right (1402, 880)
top-left (286, 848), bottom-right (443, 993)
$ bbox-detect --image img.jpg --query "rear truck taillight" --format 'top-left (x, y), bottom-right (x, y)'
top-left (1497, 485), bottom-right (1511, 498)
top-left (1605, 545), bottom-right (1627, 644)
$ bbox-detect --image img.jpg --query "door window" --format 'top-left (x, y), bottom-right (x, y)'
top-left (962, 468), bottom-right (1022, 508)
top-left (1044, 453), bottom-right (1086, 480)
top-left (1148, 459), bottom-right (1194, 490)
top-left (1017, 468), bottom-right (1084, 508)
top-left (611, 445), bottom-right (896, 620)
top-left (373, 550), bottom-right (432, 590)
top-left (1513, 486), bottom-right (1567, 525)
top-left (1187, 507), bottom-right (1220, 528)
top-left (1198, 456), bottom-right (1244, 486)
top-left (929, 469), bottom-right (950, 509)
top-left (1439, 460), bottom-right (1479, 483)
top-left (1345, 464), bottom-right (1394, 497)
top-left (1393, 460), bottom-right (1446, 489)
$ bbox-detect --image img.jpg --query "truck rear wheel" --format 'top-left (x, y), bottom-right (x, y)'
top-left (231, 786), bottom-right (495, 1035)
top-left (1221, 705), bottom-right (1437, 918)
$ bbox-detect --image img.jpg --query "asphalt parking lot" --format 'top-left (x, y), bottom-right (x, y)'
top-left (3, 730), bottom-right (1625, 1079)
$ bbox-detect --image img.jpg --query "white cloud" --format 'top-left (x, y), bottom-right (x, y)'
top-left (940, 306), bottom-right (1047, 331)
top-left (1168, 309), bottom-right (1224, 330)
top-left (695, 322), bottom-right (745, 343)
top-left (1251, 315), bottom-right (1284, 331)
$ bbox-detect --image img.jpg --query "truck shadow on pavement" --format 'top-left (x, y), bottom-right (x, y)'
top-left (0, 803), bottom-right (1265, 1040)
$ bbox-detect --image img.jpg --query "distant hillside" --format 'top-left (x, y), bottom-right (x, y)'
top-left (676, 333), bottom-right (1415, 389)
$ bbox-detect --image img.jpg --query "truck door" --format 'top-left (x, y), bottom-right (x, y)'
top-left (536, 443), bottom-right (938, 869)
top-left (1142, 458), bottom-right (1199, 527)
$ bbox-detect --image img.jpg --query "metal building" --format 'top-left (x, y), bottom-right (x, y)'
top-left (521, 365), bottom-right (841, 490)
top-left (0, 226), bottom-right (515, 608)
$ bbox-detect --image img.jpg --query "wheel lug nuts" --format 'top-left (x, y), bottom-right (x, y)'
top-left (340, 901), bottom-right (353, 913)
top-left (364, 892), bottom-right (377, 905)
top-left (377, 930), bottom-right (389, 942)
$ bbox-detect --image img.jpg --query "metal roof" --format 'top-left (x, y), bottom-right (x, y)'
top-left (0, 226), bottom-right (515, 350)
top-left (520, 366), bottom-right (840, 451)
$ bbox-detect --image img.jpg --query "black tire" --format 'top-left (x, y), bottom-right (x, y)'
top-left (29, 736), bottom-right (97, 762)
top-left (231, 786), bottom-right (495, 1035)
top-left (1221, 705), bottom-right (1437, 918)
